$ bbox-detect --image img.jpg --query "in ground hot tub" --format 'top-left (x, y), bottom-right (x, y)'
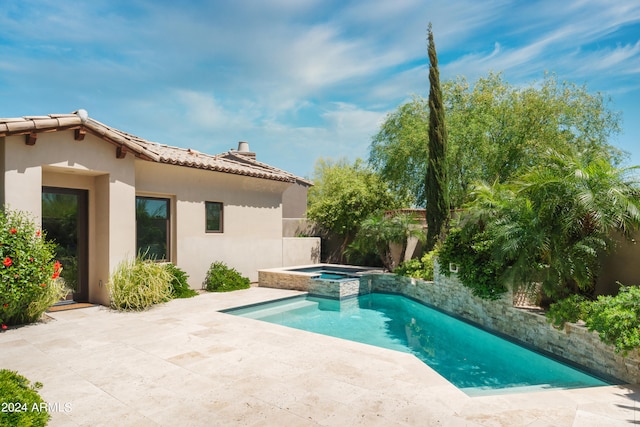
top-left (258, 264), bottom-right (382, 299)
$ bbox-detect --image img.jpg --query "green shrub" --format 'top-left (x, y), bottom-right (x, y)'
top-left (585, 285), bottom-right (640, 354)
top-left (394, 250), bottom-right (437, 281)
top-left (204, 262), bottom-right (250, 292)
top-left (545, 286), bottom-right (640, 354)
top-left (438, 228), bottom-right (507, 300)
top-left (165, 264), bottom-right (197, 299)
top-left (394, 258), bottom-right (422, 277)
top-left (546, 294), bottom-right (589, 328)
top-left (107, 257), bottom-right (173, 311)
top-left (0, 369), bottom-right (50, 426)
top-left (0, 209), bottom-right (67, 328)
top-left (24, 278), bottom-right (67, 323)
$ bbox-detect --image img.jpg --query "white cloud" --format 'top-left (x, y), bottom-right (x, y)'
top-left (172, 90), bottom-right (256, 132)
top-left (322, 102), bottom-right (387, 140)
top-left (437, 0), bottom-right (640, 88)
top-left (574, 41), bottom-right (640, 74)
top-left (1, 0), bottom-right (639, 177)
top-left (367, 65), bottom-right (428, 100)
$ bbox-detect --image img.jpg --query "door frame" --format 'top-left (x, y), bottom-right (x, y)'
top-left (42, 186), bottom-right (89, 302)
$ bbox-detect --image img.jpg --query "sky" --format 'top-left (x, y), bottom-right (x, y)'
top-left (1, 0), bottom-right (639, 179)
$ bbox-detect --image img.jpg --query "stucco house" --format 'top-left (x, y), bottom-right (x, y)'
top-left (0, 110), bottom-right (317, 305)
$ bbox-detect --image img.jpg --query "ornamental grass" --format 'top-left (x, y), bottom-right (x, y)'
top-left (107, 256), bottom-right (173, 311)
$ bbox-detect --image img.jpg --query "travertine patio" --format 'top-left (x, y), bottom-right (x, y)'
top-left (1, 287), bottom-right (638, 426)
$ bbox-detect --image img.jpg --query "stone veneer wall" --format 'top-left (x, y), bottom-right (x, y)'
top-left (308, 279), bottom-right (365, 299)
top-left (258, 270), bottom-right (368, 299)
top-left (258, 270), bottom-right (311, 291)
top-left (364, 264), bottom-right (640, 385)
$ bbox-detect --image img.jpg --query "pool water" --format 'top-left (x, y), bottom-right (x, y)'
top-left (289, 265), bottom-right (370, 274)
top-left (225, 293), bottom-right (613, 396)
top-left (316, 272), bottom-right (354, 280)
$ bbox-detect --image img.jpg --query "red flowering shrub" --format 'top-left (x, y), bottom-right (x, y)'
top-left (0, 209), bottom-right (66, 328)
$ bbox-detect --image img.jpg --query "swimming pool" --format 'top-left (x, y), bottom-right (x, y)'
top-left (315, 272), bottom-right (354, 280)
top-left (287, 265), bottom-right (372, 280)
top-left (224, 293), bottom-right (613, 396)
top-left (287, 265), bottom-right (373, 275)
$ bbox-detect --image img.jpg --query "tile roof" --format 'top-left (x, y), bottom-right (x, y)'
top-left (0, 111), bottom-right (308, 184)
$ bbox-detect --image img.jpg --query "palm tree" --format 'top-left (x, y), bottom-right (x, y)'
top-left (349, 212), bottom-right (425, 270)
top-left (464, 182), bottom-right (550, 293)
top-left (463, 149), bottom-right (640, 302)
top-left (517, 150), bottom-right (640, 298)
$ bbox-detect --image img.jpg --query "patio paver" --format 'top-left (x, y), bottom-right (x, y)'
top-left (1, 287), bottom-right (638, 426)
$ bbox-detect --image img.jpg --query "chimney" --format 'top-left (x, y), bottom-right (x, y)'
top-left (234, 141), bottom-right (256, 159)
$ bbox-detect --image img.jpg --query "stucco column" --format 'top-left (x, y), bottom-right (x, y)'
top-left (2, 144), bottom-right (43, 220)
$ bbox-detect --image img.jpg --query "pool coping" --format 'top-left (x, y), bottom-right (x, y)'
top-left (259, 265), bottom-right (630, 385)
top-left (223, 291), bottom-right (623, 390)
top-left (258, 263), bottom-right (383, 299)
top-left (1, 287), bottom-right (638, 425)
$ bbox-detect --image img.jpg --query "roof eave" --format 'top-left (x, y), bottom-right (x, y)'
top-left (0, 114), bottom-right (159, 162)
top-left (82, 120), bottom-right (160, 162)
top-left (157, 157), bottom-right (296, 183)
top-left (0, 115), bottom-right (82, 136)
top-left (0, 112), bottom-right (302, 183)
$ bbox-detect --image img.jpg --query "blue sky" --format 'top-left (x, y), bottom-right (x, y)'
top-left (1, 0), bottom-right (639, 179)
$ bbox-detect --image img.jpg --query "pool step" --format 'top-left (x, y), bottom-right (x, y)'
top-left (240, 299), bottom-right (320, 320)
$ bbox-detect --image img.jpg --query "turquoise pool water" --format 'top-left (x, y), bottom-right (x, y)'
top-left (316, 272), bottom-right (354, 280)
top-left (225, 293), bottom-right (613, 396)
top-left (288, 265), bottom-right (364, 280)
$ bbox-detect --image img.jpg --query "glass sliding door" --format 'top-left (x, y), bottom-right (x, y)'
top-left (42, 187), bottom-right (89, 302)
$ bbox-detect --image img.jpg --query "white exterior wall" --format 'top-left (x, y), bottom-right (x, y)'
top-left (282, 237), bottom-right (320, 266)
top-left (1, 127), bottom-right (306, 302)
top-left (1, 131), bottom-right (136, 305)
top-left (2, 140), bottom-right (43, 216)
top-left (135, 161), bottom-right (288, 285)
top-left (282, 181), bottom-right (309, 218)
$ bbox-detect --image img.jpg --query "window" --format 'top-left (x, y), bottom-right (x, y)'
top-left (136, 196), bottom-right (170, 261)
top-left (205, 201), bottom-right (223, 232)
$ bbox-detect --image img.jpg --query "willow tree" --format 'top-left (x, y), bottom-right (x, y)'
top-left (425, 23), bottom-right (449, 251)
top-left (369, 73), bottom-right (622, 209)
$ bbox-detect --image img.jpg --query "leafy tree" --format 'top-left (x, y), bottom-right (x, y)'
top-left (370, 96), bottom-right (428, 206)
top-left (307, 158), bottom-right (405, 261)
top-left (445, 73), bottom-right (623, 200)
top-left (370, 73), bottom-right (624, 208)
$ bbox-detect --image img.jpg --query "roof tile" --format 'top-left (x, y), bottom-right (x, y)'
top-left (0, 112), bottom-right (306, 184)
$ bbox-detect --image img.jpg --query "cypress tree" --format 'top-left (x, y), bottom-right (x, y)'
top-left (425, 23), bottom-right (449, 251)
